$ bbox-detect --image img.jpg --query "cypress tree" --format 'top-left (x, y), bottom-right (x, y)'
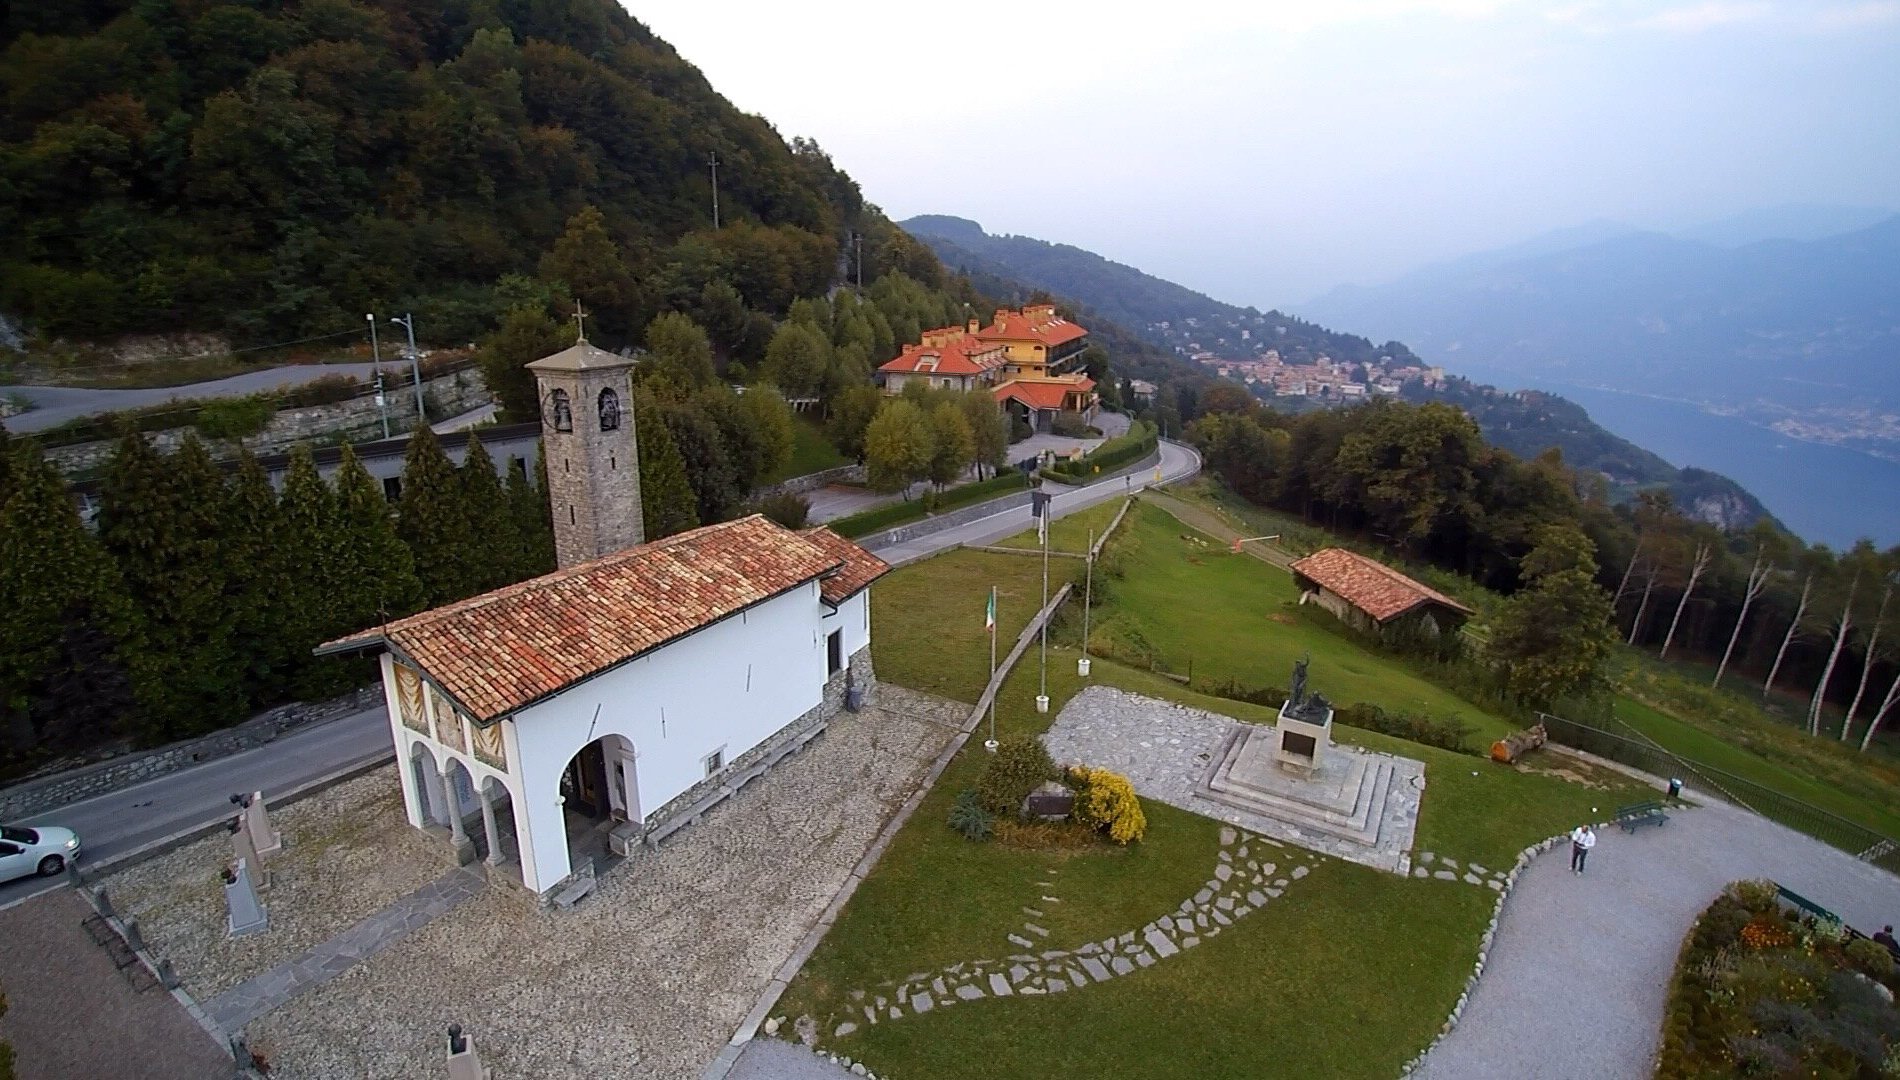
top-left (0, 443), bottom-right (145, 766)
top-left (224, 450), bottom-right (292, 710)
top-left (458, 434), bottom-right (512, 593)
top-left (507, 450), bottom-right (556, 580)
top-left (658, 398), bottom-right (739, 525)
top-left (395, 425), bottom-right (474, 607)
top-left (278, 445), bottom-right (343, 699)
top-left (333, 445), bottom-right (424, 641)
top-left (636, 396), bottom-right (700, 540)
top-left (96, 432), bottom-right (240, 737)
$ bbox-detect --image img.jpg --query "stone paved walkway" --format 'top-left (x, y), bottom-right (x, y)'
top-left (803, 826), bottom-right (1317, 1043)
top-left (1412, 799), bottom-right (1900, 1079)
top-left (203, 866), bottom-right (483, 1032)
top-left (1043, 686), bottom-right (1424, 873)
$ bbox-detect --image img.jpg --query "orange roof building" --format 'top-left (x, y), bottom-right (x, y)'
top-left (877, 325), bottom-right (1010, 393)
top-left (1289, 548), bottom-right (1474, 636)
top-left (971, 303), bottom-right (1090, 377)
top-left (320, 513), bottom-right (890, 899)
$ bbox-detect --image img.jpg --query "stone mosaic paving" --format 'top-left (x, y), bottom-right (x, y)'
top-left (804, 825), bottom-right (1318, 1041)
top-left (1043, 686), bottom-right (1424, 873)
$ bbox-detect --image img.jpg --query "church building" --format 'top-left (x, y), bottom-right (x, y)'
top-left (321, 334), bottom-right (887, 899)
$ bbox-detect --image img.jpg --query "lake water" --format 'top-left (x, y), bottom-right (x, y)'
top-left (1461, 371), bottom-right (1899, 548)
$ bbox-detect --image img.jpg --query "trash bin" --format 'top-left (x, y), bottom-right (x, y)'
top-left (1667, 777), bottom-right (1683, 799)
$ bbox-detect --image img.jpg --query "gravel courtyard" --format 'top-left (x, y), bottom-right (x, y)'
top-left (236, 686), bottom-right (963, 1079)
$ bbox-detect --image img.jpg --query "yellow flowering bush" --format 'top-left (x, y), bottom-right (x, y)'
top-left (1067, 765), bottom-right (1147, 845)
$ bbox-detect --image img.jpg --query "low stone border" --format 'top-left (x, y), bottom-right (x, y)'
top-left (1397, 819), bottom-right (1619, 1077)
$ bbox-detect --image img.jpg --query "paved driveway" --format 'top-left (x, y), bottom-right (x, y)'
top-left (1413, 799), bottom-right (1900, 1080)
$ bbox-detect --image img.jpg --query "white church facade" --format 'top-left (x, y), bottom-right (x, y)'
top-left (321, 336), bottom-right (886, 899)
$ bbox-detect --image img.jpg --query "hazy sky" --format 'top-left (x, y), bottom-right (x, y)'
top-left (637, 1), bottom-right (1900, 309)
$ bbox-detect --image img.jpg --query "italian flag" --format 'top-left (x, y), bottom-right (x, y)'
top-left (985, 588), bottom-right (996, 634)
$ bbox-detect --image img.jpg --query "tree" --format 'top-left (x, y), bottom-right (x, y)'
top-left (1763, 562), bottom-right (1819, 703)
top-left (277, 445), bottom-right (342, 698)
top-left (1487, 524), bottom-right (1619, 708)
top-left (457, 434), bottom-right (512, 593)
top-left (1807, 543), bottom-right (1870, 736)
top-left (826, 384), bottom-right (884, 461)
top-left (395, 426), bottom-right (473, 607)
top-left (693, 279), bottom-right (751, 368)
top-left (224, 450), bottom-right (292, 708)
top-left (634, 397), bottom-right (699, 540)
top-left (330, 445), bottom-right (422, 660)
top-left (1332, 401), bottom-right (1483, 555)
top-left (760, 322), bottom-right (830, 399)
top-left (1713, 522), bottom-right (1785, 688)
top-left (478, 304), bottom-right (571, 422)
top-left (960, 391), bottom-right (1009, 479)
top-left (643, 311), bottom-right (716, 390)
top-left (739, 384), bottom-right (796, 481)
top-left (926, 402), bottom-right (974, 489)
top-left (1658, 532), bottom-right (1715, 659)
top-left (505, 450), bottom-right (555, 581)
top-left (538, 206), bottom-right (645, 340)
top-left (863, 399), bottom-right (933, 495)
top-left (1840, 549), bottom-right (1897, 741)
top-left (658, 398), bottom-right (741, 525)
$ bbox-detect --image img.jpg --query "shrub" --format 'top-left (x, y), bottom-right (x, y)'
top-left (277, 372), bottom-right (365, 408)
top-left (1068, 765), bottom-right (1146, 844)
top-left (976, 736), bottom-right (1058, 817)
top-left (1728, 879), bottom-right (1781, 915)
top-left (1049, 411), bottom-right (1092, 437)
top-left (947, 789), bottom-right (994, 842)
top-left (757, 492), bottom-right (811, 529)
top-left (1846, 937), bottom-right (1896, 979)
top-left (193, 394), bottom-right (276, 439)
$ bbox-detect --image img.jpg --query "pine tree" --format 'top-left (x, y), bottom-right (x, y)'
top-left (224, 450), bottom-right (292, 709)
top-left (457, 434), bottom-right (512, 593)
top-left (0, 443), bottom-right (145, 766)
top-left (396, 426), bottom-right (474, 607)
top-left (96, 432), bottom-right (241, 736)
top-left (658, 398), bottom-right (741, 525)
top-left (635, 396), bottom-right (699, 540)
top-left (507, 450), bottom-right (556, 580)
top-left (333, 445), bottom-right (424, 639)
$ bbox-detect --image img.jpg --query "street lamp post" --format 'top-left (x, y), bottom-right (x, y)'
top-left (388, 314), bottom-right (425, 422)
top-left (367, 313), bottom-right (389, 439)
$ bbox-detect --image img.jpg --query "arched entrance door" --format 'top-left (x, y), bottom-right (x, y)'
top-left (558, 734), bottom-right (637, 877)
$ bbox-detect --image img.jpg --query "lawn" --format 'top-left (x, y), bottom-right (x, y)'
top-left (766, 416), bottom-right (849, 484)
top-left (1087, 501), bottom-right (1519, 746)
top-left (782, 528), bottom-right (1650, 1079)
top-left (992, 497), bottom-right (1130, 554)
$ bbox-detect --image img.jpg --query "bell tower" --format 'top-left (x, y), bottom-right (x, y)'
top-left (526, 320), bottom-right (644, 569)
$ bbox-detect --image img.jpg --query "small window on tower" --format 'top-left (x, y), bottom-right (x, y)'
top-left (598, 387), bottom-right (621, 431)
top-left (549, 389), bottom-right (572, 432)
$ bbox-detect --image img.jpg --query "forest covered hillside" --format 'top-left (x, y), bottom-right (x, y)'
top-left (0, 0), bottom-right (945, 350)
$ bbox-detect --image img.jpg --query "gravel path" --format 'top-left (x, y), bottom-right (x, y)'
top-left (729, 1038), bottom-right (860, 1080)
top-left (1413, 799), bottom-right (1900, 1080)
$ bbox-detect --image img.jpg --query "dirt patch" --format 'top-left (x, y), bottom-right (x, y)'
top-left (1268, 613), bottom-right (1297, 625)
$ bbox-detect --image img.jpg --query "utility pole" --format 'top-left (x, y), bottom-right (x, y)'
top-left (709, 151), bottom-right (720, 228)
top-left (388, 313), bottom-right (424, 423)
top-left (852, 231), bottom-right (863, 290)
top-left (368, 313), bottom-right (389, 439)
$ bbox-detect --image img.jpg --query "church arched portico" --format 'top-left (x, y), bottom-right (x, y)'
top-left (514, 729), bottom-right (643, 895)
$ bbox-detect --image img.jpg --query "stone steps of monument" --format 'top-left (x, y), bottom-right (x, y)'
top-left (1217, 749), bottom-right (1371, 818)
top-left (1202, 758), bottom-right (1393, 843)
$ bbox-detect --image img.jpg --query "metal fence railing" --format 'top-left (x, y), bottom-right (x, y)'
top-left (1538, 711), bottom-right (1900, 876)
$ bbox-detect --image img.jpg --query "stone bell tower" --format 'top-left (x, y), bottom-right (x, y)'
top-left (525, 323), bottom-right (643, 569)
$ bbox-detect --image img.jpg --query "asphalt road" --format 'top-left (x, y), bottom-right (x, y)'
top-left (3, 362), bottom-right (399, 433)
top-left (0, 438), bottom-right (1200, 910)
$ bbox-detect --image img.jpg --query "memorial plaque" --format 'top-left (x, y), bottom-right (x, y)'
top-left (1023, 781), bottom-right (1075, 821)
top-left (1281, 731), bottom-right (1317, 759)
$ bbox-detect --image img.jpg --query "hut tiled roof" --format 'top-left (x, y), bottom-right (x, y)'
top-left (1289, 548), bottom-right (1474, 624)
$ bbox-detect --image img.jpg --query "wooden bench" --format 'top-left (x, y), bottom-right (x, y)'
top-left (1615, 801), bottom-right (1668, 833)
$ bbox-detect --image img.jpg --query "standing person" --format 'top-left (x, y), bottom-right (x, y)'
top-left (1570, 824), bottom-right (1597, 874)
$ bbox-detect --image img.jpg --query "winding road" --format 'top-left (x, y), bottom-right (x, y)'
top-left (3, 362), bottom-right (399, 433)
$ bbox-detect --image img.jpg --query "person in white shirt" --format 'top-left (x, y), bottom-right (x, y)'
top-left (1570, 824), bottom-right (1596, 874)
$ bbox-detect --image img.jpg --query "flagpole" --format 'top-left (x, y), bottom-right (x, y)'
top-left (1036, 493), bottom-right (1049, 714)
top-left (986, 585), bottom-right (998, 752)
top-left (1080, 527), bottom-right (1094, 677)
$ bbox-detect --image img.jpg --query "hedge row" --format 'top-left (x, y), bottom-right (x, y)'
top-left (827, 471), bottom-right (1029, 539)
top-left (1047, 420), bottom-right (1158, 479)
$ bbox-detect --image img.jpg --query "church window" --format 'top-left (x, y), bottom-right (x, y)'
top-left (703, 747), bottom-right (725, 777)
top-left (550, 389), bottom-right (572, 432)
top-left (598, 387), bottom-right (621, 431)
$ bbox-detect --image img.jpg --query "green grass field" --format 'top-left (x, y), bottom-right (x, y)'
top-left (766, 416), bottom-right (849, 484)
top-left (1087, 502), bottom-right (1518, 746)
top-left (993, 497), bottom-right (1130, 554)
top-left (789, 522), bottom-right (1650, 1078)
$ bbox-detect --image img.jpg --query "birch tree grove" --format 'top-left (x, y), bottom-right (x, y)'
top-left (1840, 556), bottom-right (1896, 741)
top-left (1806, 547), bottom-right (1866, 736)
top-left (1859, 668), bottom-right (1900, 753)
top-left (1763, 572), bottom-right (1815, 702)
top-left (1659, 537), bottom-right (1714, 659)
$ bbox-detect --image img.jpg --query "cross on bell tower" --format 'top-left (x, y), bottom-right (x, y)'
top-left (525, 320), bottom-right (643, 569)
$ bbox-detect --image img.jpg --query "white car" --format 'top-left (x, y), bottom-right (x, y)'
top-left (0, 824), bottom-right (81, 883)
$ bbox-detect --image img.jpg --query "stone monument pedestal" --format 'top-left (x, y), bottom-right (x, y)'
top-left (1272, 697), bottom-right (1333, 776)
top-left (225, 859), bottom-right (269, 938)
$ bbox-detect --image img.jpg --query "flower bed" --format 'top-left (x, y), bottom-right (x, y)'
top-left (1658, 879), bottom-right (1900, 1078)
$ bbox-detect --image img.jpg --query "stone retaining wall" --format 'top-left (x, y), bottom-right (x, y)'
top-left (862, 491), bottom-right (1034, 548)
top-left (44, 368), bottom-right (492, 475)
top-left (0, 687), bottom-right (383, 821)
top-left (753, 464), bottom-right (865, 501)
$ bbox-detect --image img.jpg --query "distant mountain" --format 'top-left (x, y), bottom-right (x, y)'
top-left (902, 215), bottom-right (1416, 369)
top-left (906, 214), bottom-right (1775, 532)
top-left (1302, 217), bottom-right (1900, 415)
top-left (1676, 203), bottom-right (1896, 247)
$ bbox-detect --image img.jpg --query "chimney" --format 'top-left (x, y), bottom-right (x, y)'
top-left (968, 318), bottom-right (980, 334)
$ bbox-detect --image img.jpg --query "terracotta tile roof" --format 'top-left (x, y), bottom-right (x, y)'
top-left (1289, 548), bottom-right (1475, 624)
top-left (800, 527), bottom-right (890, 604)
top-left (878, 337), bottom-right (1009, 377)
top-left (320, 516), bottom-right (847, 723)
top-left (975, 305), bottom-right (1089, 349)
top-left (993, 375), bottom-right (1097, 411)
